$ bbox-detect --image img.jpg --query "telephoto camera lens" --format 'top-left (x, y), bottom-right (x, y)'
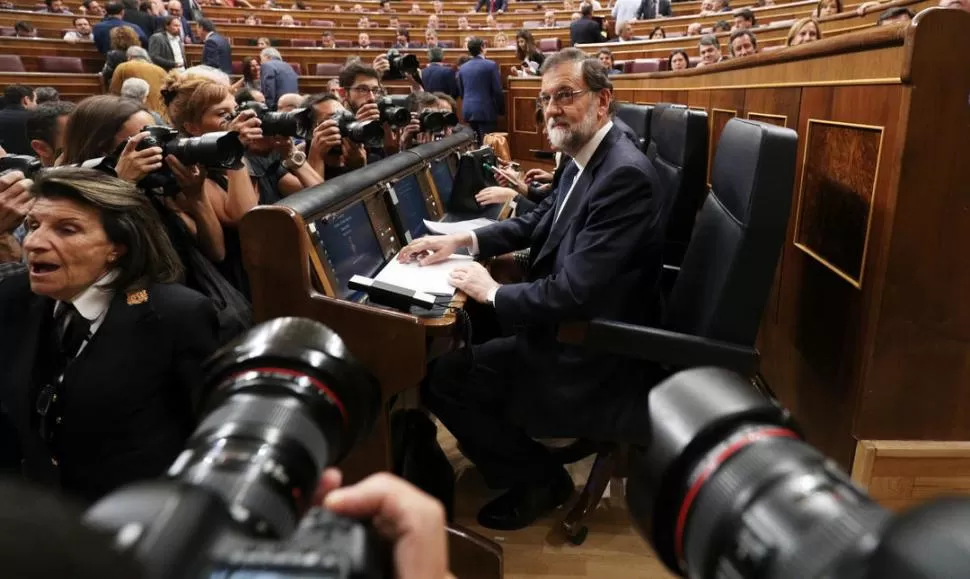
top-left (626, 367), bottom-right (891, 579)
top-left (385, 49), bottom-right (420, 81)
top-left (377, 97), bottom-right (410, 127)
top-left (168, 131), bottom-right (247, 170)
top-left (417, 110), bottom-right (447, 134)
top-left (442, 112), bottom-right (459, 127)
top-left (0, 154), bottom-right (43, 178)
top-left (332, 110), bottom-right (385, 149)
top-left (167, 317), bottom-right (381, 538)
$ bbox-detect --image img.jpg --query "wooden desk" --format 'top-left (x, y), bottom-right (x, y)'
top-left (509, 10), bottom-right (970, 476)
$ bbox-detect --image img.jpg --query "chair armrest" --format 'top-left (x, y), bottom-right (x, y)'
top-left (558, 320), bottom-right (760, 375)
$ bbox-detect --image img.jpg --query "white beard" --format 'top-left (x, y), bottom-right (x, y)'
top-left (546, 105), bottom-right (599, 155)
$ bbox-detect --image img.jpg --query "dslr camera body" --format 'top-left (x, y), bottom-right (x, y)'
top-left (384, 49), bottom-right (420, 82)
top-left (84, 318), bottom-right (390, 579)
top-left (330, 110), bottom-right (385, 149)
top-left (237, 101), bottom-right (315, 141)
top-left (123, 125), bottom-right (246, 195)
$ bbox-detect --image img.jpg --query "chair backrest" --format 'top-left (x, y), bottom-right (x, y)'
top-left (614, 102), bottom-right (653, 154)
top-left (538, 37), bottom-right (561, 52)
top-left (646, 103), bottom-right (709, 268)
top-left (629, 59), bottom-right (660, 73)
top-left (37, 56), bottom-right (84, 73)
top-left (291, 38), bottom-right (317, 47)
top-left (315, 62), bottom-right (342, 76)
top-left (289, 62), bottom-right (302, 75)
top-left (0, 55), bottom-right (25, 72)
top-left (664, 118), bottom-right (797, 345)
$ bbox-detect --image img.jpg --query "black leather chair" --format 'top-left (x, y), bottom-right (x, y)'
top-left (615, 102), bottom-right (654, 154)
top-left (646, 104), bottom-right (710, 275)
top-left (555, 118), bottom-right (798, 544)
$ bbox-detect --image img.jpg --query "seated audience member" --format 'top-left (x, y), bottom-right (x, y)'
top-left (476, 0), bottom-right (507, 12)
top-left (409, 2), bottom-right (421, 13)
top-left (649, 27), bottom-right (666, 40)
top-left (615, 21), bottom-right (640, 42)
top-left (280, 14), bottom-right (297, 27)
top-left (427, 14), bottom-right (440, 30)
top-left (543, 9), bottom-right (556, 27)
top-left (260, 48), bottom-right (300, 111)
top-left (233, 57), bottom-right (261, 92)
top-left (277, 93), bottom-right (304, 112)
top-left (352, 2), bottom-right (363, 11)
top-left (787, 16), bottom-right (821, 46)
top-left (339, 61), bottom-right (390, 162)
top-left (40, 0), bottom-right (72, 12)
top-left (816, 0), bottom-right (841, 16)
top-left (729, 29), bottom-right (757, 57)
top-left (0, 85), bottom-right (37, 155)
top-left (388, 16), bottom-right (401, 29)
top-left (34, 87), bottom-right (59, 105)
top-left (597, 48), bottom-right (623, 75)
top-left (64, 17), bottom-right (94, 42)
top-left (293, 0), bottom-right (308, 8)
top-left (698, 0), bottom-right (715, 13)
top-left (713, 20), bottom-right (731, 33)
top-left (697, 34), bottom-right (723, 66)
top-left (686, 22), bottom-right (702, 35)
top-left (358, 31), bottom-right (372, 49)
top-left (257, 37), bottom-right (272, 49)
top-left (0, 166), bottom-right (219, 504)
top-left (668, 49), bottom-right (690, 71)
top-left (393, 28), bottom-right (413, 48)
top-left (120, 78), bottom-right (166, 125)
top-left (25, 101), bottom-right (75, 167)
top-left (304, 94), bottom-right (368, 180)
top-left (712, 0), bottom-right (730, 11)
top-left (320, 31), bottom-right (336, 48)
top-left (101, 25), bottom-right (142, 90)
top-left (733, 8), bottom-right (756, 30)
top-left (110, 47), bottom-right (169, 118)
top-left (244, 14), bottom-right (257, 25)
top-left (493, 31), bottom-right (511, 48)
top-left (940, 0), bottom-right (970, 10)
top-left (514, 30), bottom-right (545, 75)
top-left (877, 6), bottom-right (913, 23)
top-left (458, 15), bottom-right (471, 30)
top-left (402, 48), bottom-right (664, 531)
top-left (148, 16), bottom-right (188, 73)
top-left (423, 47), bottom-right (460, 98)
top-left (14, 21), bottom-right (37, 37)
top-left (570, 11), bottom-right (581, 21)
top-left (161, 77), bottom-right (264, 295)
top-left (358, 16), bottom-right (372, 28)
top-left (83, 0), bottom-right (107, 16)
top-left (426, 29), bottom-right (440, 47)
top-left (433, 0), bottom-right (444, 13)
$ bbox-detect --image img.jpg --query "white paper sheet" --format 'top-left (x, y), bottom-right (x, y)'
top-left (375, 253), bottom-right (474, 296)
top-left (423, 218), bottom-right (494, 236)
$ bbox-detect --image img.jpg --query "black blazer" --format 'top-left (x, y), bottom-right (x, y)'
top-left (0, 106), bottom-right (31, 155)
top-left (202, 31), bottom-right (233, 74)
top-left (0, 274), bottom-right (219, 503)
top-left (570, 17), bottom-right (603, 46)
top-left (475, 125), bottom-right (667, 440)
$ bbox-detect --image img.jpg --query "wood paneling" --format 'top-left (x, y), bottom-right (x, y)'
top-left (851, 441), bottom-right (970, 512)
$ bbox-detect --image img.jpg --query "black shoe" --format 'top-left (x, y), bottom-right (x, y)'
top-left (476, 469), bottom-right (574, 531)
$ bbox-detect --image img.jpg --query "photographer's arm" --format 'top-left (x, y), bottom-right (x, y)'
top-left (207, 165), bottom-right (259, 225)
top-left (275, 139), bottom-right (323, 195)
top-left (168, 157), bottom-right (226, 262)
top-left (307, 119), bottom-right (342, 179)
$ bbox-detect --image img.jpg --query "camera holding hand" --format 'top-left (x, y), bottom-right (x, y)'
top-left (331, 109), bottom-right (385, 149)
top-left (237, 101), bottom-right (315, 141)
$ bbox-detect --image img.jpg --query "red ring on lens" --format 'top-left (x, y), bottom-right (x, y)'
top-left (674, 427), bottom-right (799, 568)
top-left (230, 367), bottom-right (349, 427)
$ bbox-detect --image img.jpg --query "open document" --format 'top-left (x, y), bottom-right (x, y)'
top-left (423, 218), bottom-right (494, 236)
top-left (374, 253), bottom-right (474, 296)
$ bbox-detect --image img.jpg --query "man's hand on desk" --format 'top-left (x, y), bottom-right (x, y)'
top-left (398, 233), bottom-right (472, 265)
top-left (449, 262), bottom-right (500, 304)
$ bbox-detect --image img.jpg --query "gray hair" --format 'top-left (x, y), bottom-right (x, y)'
top-left (119, 77), bottom-right (150, 102)
top-left (126, 46), bottom-right (151, 61)
top-left (183, 64), bottom-right (231, 85)
top-left (260, 47), bottom-right (282, 61)
top-left (539, 47), bottom-right (615, 113)
top-left (699, 34), bottom-right (720, 49)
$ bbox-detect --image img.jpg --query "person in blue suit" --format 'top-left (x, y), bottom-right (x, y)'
top-left (456, 37), bottom-right (504, 144)
top-left (199, 18), bottom-right (232, 75)
top-left (421, 47), bottom-right (459, 99)
top-left (475, 0), bottom-right (506, 12)
top-left (92, 1), bottom-right (147, 54)
top-left (398, 48), bottom-right (667, 531)
top-left (258, 48), bottom-right (300, 111)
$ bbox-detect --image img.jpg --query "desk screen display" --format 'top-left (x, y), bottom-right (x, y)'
top-left (430, 159), bottom-right (454, 206)
top-left (312, 202), bottom-right (385, 300)
top-left (394, 174), bottom-right (429, 241)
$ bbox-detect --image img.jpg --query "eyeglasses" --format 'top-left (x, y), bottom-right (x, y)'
top-left (351, 85), bottom-right (385, 97)
top-left (536, 88), bottom-right (589, 109)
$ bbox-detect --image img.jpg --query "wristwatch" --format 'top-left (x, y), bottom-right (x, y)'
top-left (282, 150), bottom-right (307, 171)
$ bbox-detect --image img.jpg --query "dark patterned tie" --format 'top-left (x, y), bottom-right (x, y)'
top-left (553, 160), bottom-right (580, 225)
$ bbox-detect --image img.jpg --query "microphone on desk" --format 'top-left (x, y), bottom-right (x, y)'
top-left (349, 275), bottom-right (437, 311)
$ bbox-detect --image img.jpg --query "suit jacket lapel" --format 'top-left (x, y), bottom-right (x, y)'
top-left (533, 126), bottom-right (620, 264)
top-left (6, 294), bottom-right (53, 437)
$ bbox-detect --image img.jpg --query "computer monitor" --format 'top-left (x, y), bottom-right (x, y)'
top-left (309, 201), bottom-right (386, 300)
top-left (430, 158), bottom-right (454, 206)
top-left (392, 173), bottom-right (430, 242)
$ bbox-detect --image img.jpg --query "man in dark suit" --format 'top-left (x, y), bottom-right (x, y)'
top-left (569, 3), bottom-right (603, 45)
top-left (259, 47), bottom-right (300, 110)
top-left (199, 18), bottom-right (232, 74)
top-left (399, 48), bottom-right (666, 530)
top-left (121, 0), bottom-right (155, 37)
top-left (638, 0), bottom-right (672, 19)
top-left (475, 0), bottom-right (506, 12)
top-left (148, 15), bottom-right (186, 71)
top-left (0, 85), bottom-right (37, 156)
top-left (166, 0), bottom-right (196, 42)
top-left (92, 1), bottom-right (147, 54)
top-left (421, 47), bottom-right (459, 99)
top-left (456, 37), bottom-right (504, 144)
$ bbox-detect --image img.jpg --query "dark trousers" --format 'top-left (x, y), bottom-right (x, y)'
top-left (422, 337), bottom-right (562, 488)
top-left (468, 121), bottom-right (497, 145)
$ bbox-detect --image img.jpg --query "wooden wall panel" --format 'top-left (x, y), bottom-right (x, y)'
top-left (851, 441), bottom-right (970, 512)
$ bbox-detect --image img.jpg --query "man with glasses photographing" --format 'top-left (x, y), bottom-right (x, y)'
top-left (399, 48), bottom-right (665, 530)
top-left (338, 61), bottom-right (390, 163)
